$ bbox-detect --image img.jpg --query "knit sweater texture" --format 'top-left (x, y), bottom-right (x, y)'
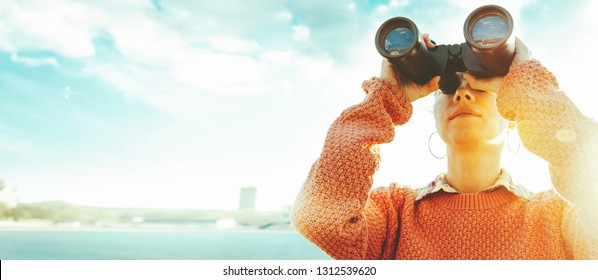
top-left (291, 60), bottom-right (598, 260)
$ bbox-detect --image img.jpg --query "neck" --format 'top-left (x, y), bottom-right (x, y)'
top-left (445, 143), bottom-right (503, 193)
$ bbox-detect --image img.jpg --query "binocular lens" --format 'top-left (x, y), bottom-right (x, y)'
top-left (383, 27), bottom-right (415, 56)
top-left (470, 15), bottom-right (509, 47)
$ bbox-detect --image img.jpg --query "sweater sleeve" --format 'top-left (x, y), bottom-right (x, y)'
top-left (290, 77), bottom-right (409, 260)
top-left (497, 59), bottom-right (598, 258)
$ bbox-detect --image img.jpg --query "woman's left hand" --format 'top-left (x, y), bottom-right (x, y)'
top-left (463, 37), bottom-right (532, 93)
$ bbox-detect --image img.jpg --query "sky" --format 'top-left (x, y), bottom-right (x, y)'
top-left (1, 0), bottom-right (597, 211)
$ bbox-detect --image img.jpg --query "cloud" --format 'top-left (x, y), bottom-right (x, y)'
top-left (292, 25), bottom-right (311, 41)
top-left (172, 51), bottom-right (269, 95)
top-left (208, 37), bottom-right (262, 53)
top-left (390, 0), bottom-right (410, 7)
top-left (0, 1), bottom-right (271, 118)
top-left (63, 85), bottom-right (71, 100)
top-left (581, 0), bottom-right (598, 33)
top-left (0, 0), bottom-right (372, 97)
top-left (275, 10), bottom-right (293, 20)
top-left (10, 53), bottom-right (59, 67)
top-left (377, 5), bottom-right (389, 13)
top-left (0, 0), bottom-right (104, 57)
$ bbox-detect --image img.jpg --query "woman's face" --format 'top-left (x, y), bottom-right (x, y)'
top-left (433, 73), bottom-right (508, 148)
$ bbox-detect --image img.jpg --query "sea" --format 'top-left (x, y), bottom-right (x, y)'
top-left (0, 229), bottom-right (332, 260)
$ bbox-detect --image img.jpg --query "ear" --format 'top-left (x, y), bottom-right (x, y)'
top-left (507, 121), bottom-right (517, 130)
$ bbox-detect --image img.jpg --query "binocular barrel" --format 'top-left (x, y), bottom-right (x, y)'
top-left (375, 5), bottom-right (515, 86)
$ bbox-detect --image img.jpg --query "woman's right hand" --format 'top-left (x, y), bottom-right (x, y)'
top-left (463, 37), bottom-right (532, 94)
top-left (380, 33), bottom-right (440, 103)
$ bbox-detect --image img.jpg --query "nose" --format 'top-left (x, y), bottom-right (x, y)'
top-left (453, 88), bottom-right (475, 104)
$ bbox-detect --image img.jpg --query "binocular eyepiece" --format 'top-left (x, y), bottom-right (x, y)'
top-left (375, 5), bottom-right (515, 93)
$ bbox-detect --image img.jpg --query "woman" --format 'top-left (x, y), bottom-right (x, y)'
top-left (291, 35), bottom-right (598, 259)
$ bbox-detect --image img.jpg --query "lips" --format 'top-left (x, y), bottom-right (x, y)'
top-left (448, 107), bottom-right (481, 120)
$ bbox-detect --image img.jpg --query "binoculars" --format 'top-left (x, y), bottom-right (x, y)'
top-left (375, 5), bottom-right (515, 90)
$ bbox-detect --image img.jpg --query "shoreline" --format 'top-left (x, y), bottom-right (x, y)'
top-left (0, 220), bottom-right (295, 233)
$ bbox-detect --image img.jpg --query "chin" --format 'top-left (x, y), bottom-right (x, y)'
top-left (448, 129), bottom-right (485, 146)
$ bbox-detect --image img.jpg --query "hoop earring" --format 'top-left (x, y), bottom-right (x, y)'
top-left (428, 131), bottom-right (446, 159)
top-left (507, 129), bottom-right (521, 154)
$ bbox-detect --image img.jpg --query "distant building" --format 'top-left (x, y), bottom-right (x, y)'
top-left (239, 186), bottom-right (257, 210)
top-left (0, 180), bottom-right (18, 209)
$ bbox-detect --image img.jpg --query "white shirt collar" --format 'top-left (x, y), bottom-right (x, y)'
top-left (415, 169), bottom-right (532, 201)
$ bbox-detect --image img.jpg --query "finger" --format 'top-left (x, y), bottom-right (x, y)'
top-left (463, 72), bottom-right (502, 93)
top-left (381, 59), bottom-right (390, 69)
top-left (513, 37), bottom-right (532, 66)
top-left (515, 37), bottom-right (529, 51)
top-left (415, 76), bottom-right (441, 100)
top-left (462, 72), bottom-right (477, 85)
top-left (381, 59), bottom-right (396, 73)
top-left (463, 72), bottom-right (484, 91)
top-left (380, 59), bottom-right (399, 86)
top-left (427, 76), bottom-right (440, 91)
top-left (423, 33), bottom-right (436, 49)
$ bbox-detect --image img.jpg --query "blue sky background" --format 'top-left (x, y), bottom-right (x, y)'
top-left (1, 0), bottom-right (597, 210)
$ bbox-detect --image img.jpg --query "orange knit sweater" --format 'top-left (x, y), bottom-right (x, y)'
top-left (291, 60), bottom-right (598, 259)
